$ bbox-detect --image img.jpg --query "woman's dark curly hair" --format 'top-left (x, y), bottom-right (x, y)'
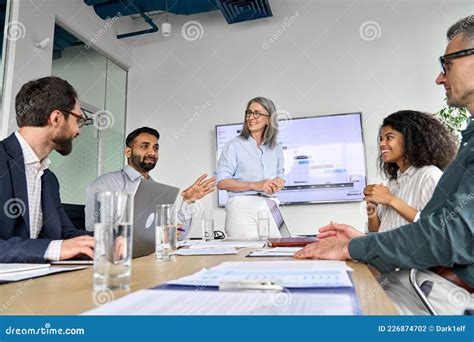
top-left (378, 110), bottom-right (458, 180)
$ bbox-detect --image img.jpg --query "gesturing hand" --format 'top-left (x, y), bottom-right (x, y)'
top-left (181, 174), bottom-right (217, 203)
top-left (253, 179), bottom-right (279, 194)
top-left (317, 222), bottom-right (364, 240)
top-left (364, 184), bottom-right (394, 205)
top-left (272, 177), bottom-right (286, 192)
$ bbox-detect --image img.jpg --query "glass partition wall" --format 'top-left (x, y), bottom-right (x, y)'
top-left (50, 24), bottom-right (127, 205)
top-left (0, 0), bottom-right (11, 134)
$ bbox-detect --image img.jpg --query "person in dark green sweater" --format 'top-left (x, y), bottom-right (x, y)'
top-left (295, 15), bottom-right (474, 315)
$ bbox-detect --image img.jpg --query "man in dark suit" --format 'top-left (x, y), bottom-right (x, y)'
top-left (0, 76), bottom-right (95, 263)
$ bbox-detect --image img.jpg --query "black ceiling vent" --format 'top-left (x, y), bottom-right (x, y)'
top-left (216, 0), bottom-right (272, 24)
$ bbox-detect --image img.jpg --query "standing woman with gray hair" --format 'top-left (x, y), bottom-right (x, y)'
top-left (216, 97), bottom-right (285, 238)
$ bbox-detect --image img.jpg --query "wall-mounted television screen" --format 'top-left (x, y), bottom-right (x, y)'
top-left (215, 112), bottom-right (367, 206)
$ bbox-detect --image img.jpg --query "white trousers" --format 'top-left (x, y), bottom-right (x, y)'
top-left (379, 270), bottom-right (474, 315)
top-left (224, 196), bottom-right (281, 239)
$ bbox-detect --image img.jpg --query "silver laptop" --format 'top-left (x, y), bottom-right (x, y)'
top-left (266, 198), bottom-right (292, 237)
top-left (52, 180), bottom-right (179, 265)
top-left (132, 179), bottom-right (180, 258)
top-left (266, 198), bottom-right (318, 238)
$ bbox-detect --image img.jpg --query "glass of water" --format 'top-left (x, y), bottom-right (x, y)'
top-left (93, 191), bottom-right (133, 291)
top-left (257, 210), bottom-right (270, 241)
top-left (155, 204), bottom-right (178, 261)
top-left (201, 210), bottom-right (214, 241)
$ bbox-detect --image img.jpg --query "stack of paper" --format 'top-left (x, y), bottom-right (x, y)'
top-left (179, 240), bottom-right (265, 249)
top-left (166, 260), bottom-right (353, 288)
top-left (213, 260), bottom-right (353, 272)
top-left (85, 260), bottom-right (358, 315)
top-left (174, 248), bottom-right (238, 256)
top-left (247, 247), bottom-right (302, 257)
top-left (0, 263), bottom-right (50, 274)
top-left (85, 289), bottom-right (357, 315)
top-left (0, 264), bottom-right (87, 283)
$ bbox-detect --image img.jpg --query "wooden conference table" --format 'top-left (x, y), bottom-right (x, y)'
top-left (0, 249), bottom-right (398, 315)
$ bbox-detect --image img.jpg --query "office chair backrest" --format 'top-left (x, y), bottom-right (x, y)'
top-left (61, 203), bottom-right (86, 231)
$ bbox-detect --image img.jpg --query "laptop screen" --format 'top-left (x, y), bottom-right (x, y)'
top-left (266, 199), bottom-right (291, 237)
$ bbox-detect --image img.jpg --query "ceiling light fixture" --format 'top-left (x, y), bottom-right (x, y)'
top-left (162, 0), bottom-right (171, 37)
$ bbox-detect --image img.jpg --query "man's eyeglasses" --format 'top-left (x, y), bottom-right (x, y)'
top-left (62, 110), bottom-right (93, 128)
top-left (245, 110), bottom-right (270, 119)
top-left (439, 48), bottom-right (474, 75)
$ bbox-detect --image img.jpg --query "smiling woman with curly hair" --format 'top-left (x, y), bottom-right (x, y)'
top-left (363, 110), bottom-right (458, 233)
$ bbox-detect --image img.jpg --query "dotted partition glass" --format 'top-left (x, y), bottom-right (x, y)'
top-left (103, 58), bottom-right (127, 175)
top-left (0, 0), bottom-right (11, 134)
top-left (50, 25), bottom-right (127, 205)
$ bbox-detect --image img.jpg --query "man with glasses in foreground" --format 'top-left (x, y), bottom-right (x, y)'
top-left (0, 76), bottom-right (95, 263)
top-left (295, 15), bottom-right (474, 315)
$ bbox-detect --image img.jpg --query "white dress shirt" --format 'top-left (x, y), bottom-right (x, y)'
top-left (14, 132), bottom-right (62, 260)
top-left (85, 165), bottom-right (192, 238)
top-left (377, 165), bottom-right (442, 232)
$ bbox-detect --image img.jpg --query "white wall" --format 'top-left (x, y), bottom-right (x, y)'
top-left (1, 0), bottom-right (132, 137)
top-left (125, 0), bottom-right (473, 237)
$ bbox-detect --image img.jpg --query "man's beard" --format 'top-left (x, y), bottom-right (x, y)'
top-left (447, 91), bottom-right (472, 109)
top-left (446, 95), bottom-right (462, 108)
top-left (131, 154), bottom-right (156, 172)
top-left (53, 135), bottom-right (74, 156)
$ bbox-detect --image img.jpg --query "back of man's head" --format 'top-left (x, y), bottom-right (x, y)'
top-left (15, 76), bottom-right (77, 128)
top-left (447, 15), bottom-right (474, 46)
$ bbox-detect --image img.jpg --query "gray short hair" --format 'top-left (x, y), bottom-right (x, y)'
top-left (447, 15), bottom-right (474, 46)
top-left (239, 97), bottom-right (279, 148)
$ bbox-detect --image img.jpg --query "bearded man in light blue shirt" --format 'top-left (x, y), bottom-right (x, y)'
top-left (85, 127), bottom-right (216, 238)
